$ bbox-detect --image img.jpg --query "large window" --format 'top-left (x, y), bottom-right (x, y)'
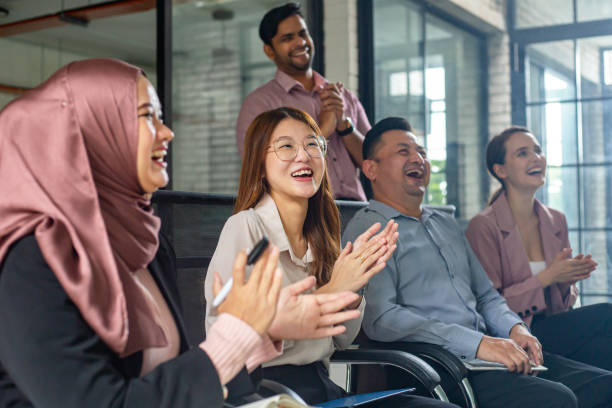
top-left (511, 0), bottom-right (612, 304)
top-left (171, 0), bottom-right (313, 194)
top-left (368, 0), bottom-right (487, 221)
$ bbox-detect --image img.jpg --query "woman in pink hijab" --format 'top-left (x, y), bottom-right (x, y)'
top-left (0, 59), bottom-right (359, 407)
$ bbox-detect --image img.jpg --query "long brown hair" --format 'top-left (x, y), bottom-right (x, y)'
top-left (486, 125), bottom-right (531, 205)
top-left (234, 107), bottom-right (341, 286)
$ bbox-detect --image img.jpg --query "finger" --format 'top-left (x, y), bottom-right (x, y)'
top-left (361, 244), bottom-right (388, 270)
top-left (338, 241), bottom-right (352, 260)
top-left (312, 325), bottom-right (347, 338)
top-left (318, 310), bottom-right (361, 326)
top-left (267, 268), bottom-right (283, 306)
top-left (354, 223), bottom-right (382, 247)
top-left (258, 247), bottom-right (280, 295)
top-left (317, 291), bottom-right (360, 314)
top-left (247, 247), bottom-right (271, 287)
top-left (231, 250), bottom-right (248, 286)
top-left (212, 272), bottom-right (224, 297)
top-left (357, 238), bottom-right (386, 264)
top-left (285, 276), bottom-right (316, 297)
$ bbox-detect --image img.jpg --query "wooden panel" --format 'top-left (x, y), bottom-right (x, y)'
top-left (0, 0), bottom-right (155, 37)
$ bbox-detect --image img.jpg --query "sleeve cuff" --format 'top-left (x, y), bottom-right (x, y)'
top-left (199, 313), bottom-right (262, 385)
top-left (245, 334), bottom-right (283, 372)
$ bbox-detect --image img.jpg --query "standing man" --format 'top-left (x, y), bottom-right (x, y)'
top-left (236, 2), bottom-right (370, 201)
top-left (343, 117), bottom-right (612, 408)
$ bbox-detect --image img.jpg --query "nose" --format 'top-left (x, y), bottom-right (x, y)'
top-left (294, 144), bottom-right (310, 162)
top-left (157, 122), bottom-right (174, 143)
top-left (409, 150), bottom-right (425, 164)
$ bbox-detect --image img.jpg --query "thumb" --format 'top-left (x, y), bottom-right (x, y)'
top-left (555, 248), bottom-right (571, 261)
top-left (212, 272), bottom-right (224, 297)
top-left (286, 276), bottom-right (316, 297)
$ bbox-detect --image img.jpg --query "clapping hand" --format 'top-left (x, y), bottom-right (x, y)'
top-left (319, 220), bottom-right (399, 295)
top-left (537, 248), bottom-right (597, 287)
top-left (212, 247), bottom-right (283, 335)
top-left (268, 276), bottom-right (361, 341)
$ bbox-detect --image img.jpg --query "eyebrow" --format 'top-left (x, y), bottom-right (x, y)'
top-left (137, 102), bottom-right (154, 110)
top-left (397, 142), bottom-right (425, 150)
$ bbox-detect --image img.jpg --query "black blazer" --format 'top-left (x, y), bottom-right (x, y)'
top-left (0, 234), bottom-right (246, 408)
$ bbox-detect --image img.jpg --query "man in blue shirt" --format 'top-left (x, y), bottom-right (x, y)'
top-left (343, 117), bottom-right (612, 408)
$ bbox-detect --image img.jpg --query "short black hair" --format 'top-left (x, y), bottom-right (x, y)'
top-left (363, 117), bottom-right (413, 160)
top-left (259, 2), bottom-right (303, 46)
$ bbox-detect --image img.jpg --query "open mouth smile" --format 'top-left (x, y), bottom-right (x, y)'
top-left (291, 168), bottom-right (313, 180)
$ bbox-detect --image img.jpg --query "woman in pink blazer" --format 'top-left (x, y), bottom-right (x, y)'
top-left (466, 126), bottom-right (612, 372)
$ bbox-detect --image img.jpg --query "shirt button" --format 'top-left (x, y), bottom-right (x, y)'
top-left (532, 306), bottom-right (537, 312)
top-left (518, 312), bottom-right (524, 318)
top-left (461, 355), bottom-right (466, 359)
top-left (524, 309), bottom-right (531, 316)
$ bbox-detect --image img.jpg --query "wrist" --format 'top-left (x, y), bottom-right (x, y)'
top-left (536, 268), bottom-right (552, 287)
top-left (336, 117), bottom-right (354, 136)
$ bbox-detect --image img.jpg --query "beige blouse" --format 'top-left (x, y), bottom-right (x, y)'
top-left (204, 194), bottom-right (364, 367)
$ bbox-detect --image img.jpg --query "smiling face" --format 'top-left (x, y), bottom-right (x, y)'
top-left (264, 118), bottom-right (325, 202)
top-left (136, 75), bottom-right (174, 194)
top-left (493, 131), bottom-right (546, 193)
top-left (264, 14), bottom-right (314, 74)
top-left (366, 129), bottom-right (430, 205)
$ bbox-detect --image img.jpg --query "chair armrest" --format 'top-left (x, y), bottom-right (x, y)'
top-left (372, 341), bottom-right (468, 382)
top-left (331, 348), bottom-right (441, 394)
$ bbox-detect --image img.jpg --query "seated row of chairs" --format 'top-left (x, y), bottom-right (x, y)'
top-left (152, 190), bottom-right (478, 408)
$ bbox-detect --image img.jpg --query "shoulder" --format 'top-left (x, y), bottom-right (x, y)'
top-left (542, 204), bottom-right (567, 224)
top-left (242, 80), bottom-right (282, 107)
top-left (343, 206), bottom-right (387, 241)
top-left (466, 207), bottom-right (498, 235)
top-left (221, 210), bottom-right (258, 234)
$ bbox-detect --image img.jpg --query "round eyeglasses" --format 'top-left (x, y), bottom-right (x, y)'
top-left (268, 135), bottom-right (327, 161)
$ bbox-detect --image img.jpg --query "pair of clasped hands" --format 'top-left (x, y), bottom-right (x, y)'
top-left (212, 220), bottom-right (398, 341)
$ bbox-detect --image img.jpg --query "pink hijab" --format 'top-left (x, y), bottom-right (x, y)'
top-left (0, 59), bottom-right (166, 356)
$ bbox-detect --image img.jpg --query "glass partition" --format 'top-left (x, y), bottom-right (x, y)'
top-left (171, 0), bottom-right (311, 194)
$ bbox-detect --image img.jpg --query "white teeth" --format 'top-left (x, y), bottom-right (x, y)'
top-left (151, 150), bottom-right (166, 160)
top-left (406, 169), bottom-right (423, 177)
top-left (291, 169), bottom-right (312, 177)
top-left (527, 168), bottom-right (542, 175)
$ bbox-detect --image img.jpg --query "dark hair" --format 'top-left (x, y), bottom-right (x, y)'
top-left (363, 117), bottom-right (413, 160)
top-left (486, 125), bottom-right (531, 204)
top-left (259, 2), bottom-right (303, 46)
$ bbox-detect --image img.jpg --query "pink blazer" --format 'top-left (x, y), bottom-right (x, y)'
top-left (465, 193), bottom-right (578, 326)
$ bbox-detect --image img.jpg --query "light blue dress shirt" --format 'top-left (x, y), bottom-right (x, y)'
top-left (342, 200), bottom-right (522, 360)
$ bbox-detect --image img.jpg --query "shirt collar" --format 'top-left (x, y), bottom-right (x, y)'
top-left (367, 199), bottom-right (433, 222)
top-left (274, 69), bottom-right (328, 94)
top-left (254, 193), bottom-right (313, 265)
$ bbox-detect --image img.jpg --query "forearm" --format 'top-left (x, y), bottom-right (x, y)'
top-left (340, 129), bottom-right (364, 166)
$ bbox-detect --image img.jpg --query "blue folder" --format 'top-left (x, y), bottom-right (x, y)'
top-left (315, 388), bottom-right (415, 408)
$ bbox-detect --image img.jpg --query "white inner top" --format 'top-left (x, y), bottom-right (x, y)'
top-left (529, 261), bottom-right (547, 276)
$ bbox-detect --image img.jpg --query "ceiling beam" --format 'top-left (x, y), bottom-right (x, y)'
top-left (0, 0), bottom-right (155, 37)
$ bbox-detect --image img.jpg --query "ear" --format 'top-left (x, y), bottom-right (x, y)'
top-left (263, 44), bottom-right (276, 61)
top-left (362, 159), bottom-right (378, 182)
top-left (492, 163), bottom-right (507, 181)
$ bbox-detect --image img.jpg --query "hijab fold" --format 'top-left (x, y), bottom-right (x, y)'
top-left (0, 59), bottom-right (165, 356)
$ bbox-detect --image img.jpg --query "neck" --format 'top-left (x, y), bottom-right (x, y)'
top-left (505, 186), bottom-right (537, 223)
top-left (283, 67), bottom-right (315, 91)
top-left (269, 191), bottom-right (308, 255)
top-left (373, 191), bottom-right (423, 219)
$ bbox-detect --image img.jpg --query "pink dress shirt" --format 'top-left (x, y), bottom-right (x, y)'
top-left (236, 70), bottom-right (371, 201)
top-left (465, 193), bottom-right (578, 326)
